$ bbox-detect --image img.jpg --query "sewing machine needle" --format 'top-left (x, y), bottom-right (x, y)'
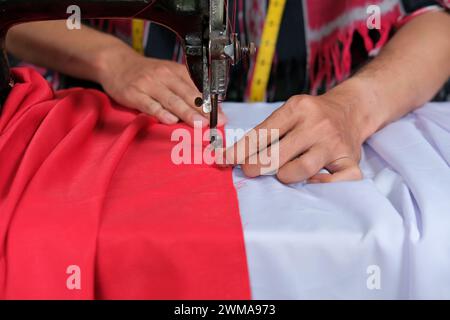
top-left (210, 94), bottom-right (218, 129)
top-left (210, 94), bottom-right (221, 148)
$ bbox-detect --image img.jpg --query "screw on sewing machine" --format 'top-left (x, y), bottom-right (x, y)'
top-left (240, 42), bottom-right (257, 61)
top-left (224, 34), bottom-right (256, 66)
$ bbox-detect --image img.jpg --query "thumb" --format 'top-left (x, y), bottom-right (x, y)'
top-left (307, 157), bottom-right (362, 183)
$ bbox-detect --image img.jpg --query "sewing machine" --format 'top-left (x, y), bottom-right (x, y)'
top-left (0, 0), bottom-right (254, 145)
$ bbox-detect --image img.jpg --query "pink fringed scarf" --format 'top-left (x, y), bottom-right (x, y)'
top-left (305, 0), bottom-right (403, 94)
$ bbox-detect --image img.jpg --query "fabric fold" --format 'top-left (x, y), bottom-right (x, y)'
top-left (0, 68), bottom-right (250, 300)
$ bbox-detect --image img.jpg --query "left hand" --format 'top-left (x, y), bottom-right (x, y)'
top-left (219, 94), bottom-right (364, 184)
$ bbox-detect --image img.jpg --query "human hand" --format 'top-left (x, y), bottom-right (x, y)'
top-left (219, 93), bottom-right (365, 184)
top-left (97, 45), bottom-right (227, 127)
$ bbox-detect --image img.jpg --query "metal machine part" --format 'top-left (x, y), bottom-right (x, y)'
top-left (184, 0), bottom-right (255, 146)
top-left (0, 0), bottom-right (254, 145)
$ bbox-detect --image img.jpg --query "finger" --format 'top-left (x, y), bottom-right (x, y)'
top-left (163, 75), bottom-right (202, 110)
top-left (163, 73), bottom-right (228, 127)
top-left (222, 104), bottom-right (297, 165)
top-left (173, 62), bottom-right (200, 89)
top-left (135, 80), bottom-right (207, 127)
top-left (127, 90), bottom-right (179, 125)
top-left (151, 86), bottom-right (208, 127)
top-left (240, 129), bottom-right (313, 178)
top-left (276, 147), bottom-right (326, 184)
top-left (308, 157), bottom-right (362, 183)
top-left (199, 103), bottom-right (227, 127)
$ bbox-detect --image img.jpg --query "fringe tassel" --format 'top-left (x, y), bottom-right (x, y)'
top-left (308, 7), bottom-right (400, 95)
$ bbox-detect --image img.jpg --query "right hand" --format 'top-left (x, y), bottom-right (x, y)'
top-left (96, 45), bottom-right (227, 127)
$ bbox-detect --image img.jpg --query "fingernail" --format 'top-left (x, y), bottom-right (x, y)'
top-left (162, 112), bottom-right (179, 124)
top-left (192, 114), bottom-right (209, 128)
top-left (194, 97), bottom-right (203, 107)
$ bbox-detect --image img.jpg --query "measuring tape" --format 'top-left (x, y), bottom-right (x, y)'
top-left (249, 0), bottom-right (286, 102)
top-left (132, 19), bottom-right (146, 55)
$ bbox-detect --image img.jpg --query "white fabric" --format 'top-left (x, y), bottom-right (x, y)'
top-left (223, 101), bottom-right (450, 299)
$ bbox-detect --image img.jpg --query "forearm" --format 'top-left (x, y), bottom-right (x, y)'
top-left (327, 11), bottom-right (450, 143)
top-left (6, 20), bottom-right (132, 83)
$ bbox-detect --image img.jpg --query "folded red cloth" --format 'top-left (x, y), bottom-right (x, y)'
top-left (0, 68), bottom-right (250, 299)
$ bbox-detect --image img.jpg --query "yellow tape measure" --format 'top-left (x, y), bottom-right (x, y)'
top-left (132, 19), bottom-right (145, 55)
top-left (249, 0), bottom-right (286, 102)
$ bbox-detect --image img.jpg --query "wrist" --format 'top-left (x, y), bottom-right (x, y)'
top-left (91, 38), bottom-right (136, 84)
top-left (324, 77), bottom-right (386, 144)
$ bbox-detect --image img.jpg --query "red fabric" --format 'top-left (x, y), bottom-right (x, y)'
top-left (0, 68), bottom-right (250, 300)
